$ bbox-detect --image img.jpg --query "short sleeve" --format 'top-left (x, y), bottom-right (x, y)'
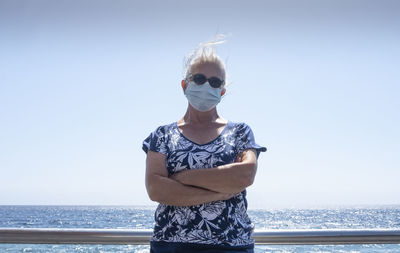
top-left (142, 126), bottom-right (168, 155)
top-left (236, 123), bottom-right (267, 158)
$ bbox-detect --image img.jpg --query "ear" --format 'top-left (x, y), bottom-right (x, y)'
top-left (181, 80), bottom-right (186, 91)
top-left (221, 88), bottom-right (226, 96)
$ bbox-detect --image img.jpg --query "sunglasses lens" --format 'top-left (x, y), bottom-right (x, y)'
top-left (192, 73), bottom-right (223, 88)
top-left (193, 74), bottom-right (207, 85)
top-left (208, 77), bottom-right (223, 88)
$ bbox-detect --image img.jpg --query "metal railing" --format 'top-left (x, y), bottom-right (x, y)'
top-left (1, 228), bottom-right (400, 245)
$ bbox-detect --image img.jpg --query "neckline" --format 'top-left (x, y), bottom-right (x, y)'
top-left (174, 120), bottom-right (231, 146)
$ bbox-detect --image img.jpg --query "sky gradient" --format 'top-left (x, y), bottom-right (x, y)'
top-left (1, 0), bottom-right (399, 208)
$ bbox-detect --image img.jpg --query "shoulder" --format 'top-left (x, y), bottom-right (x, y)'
top-left (229, 121), bottom-right (258, 142)
top-left (229, 121), bottom-right (267, 154)
top-left (143, 122), bottom-right (177, 143)
top-left (228, 121), bottom-right (252, 133)
top-left (150, 122), bottom-right (176, 136)
top-left (142, 122), bottom-right (176, 154)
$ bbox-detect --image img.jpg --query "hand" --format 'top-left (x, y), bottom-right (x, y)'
top-left (235, 154), bottom-right (243, 163)
top-left (236, 149), bottom-right (256, 163)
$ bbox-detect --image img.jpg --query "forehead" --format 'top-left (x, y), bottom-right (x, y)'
top-left (191, 62), bottom-right (225, 79)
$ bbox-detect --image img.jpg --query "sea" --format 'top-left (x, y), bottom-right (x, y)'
top-left (0, 205), bottom-right (399, 252)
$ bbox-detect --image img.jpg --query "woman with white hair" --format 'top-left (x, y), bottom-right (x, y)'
top-left (143, 37), bottom-right (266, 253)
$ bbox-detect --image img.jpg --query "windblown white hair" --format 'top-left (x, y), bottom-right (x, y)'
top-left (183, 35), bottom-right (229, 87)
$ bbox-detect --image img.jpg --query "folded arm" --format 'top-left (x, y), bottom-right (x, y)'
top-left (171, 149), bottom-right (258, 194)
top-left (145, 150), bottom-right (236, 207)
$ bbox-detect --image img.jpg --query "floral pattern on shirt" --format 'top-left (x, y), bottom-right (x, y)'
top-left (142, 121), bottom-right (266, 246)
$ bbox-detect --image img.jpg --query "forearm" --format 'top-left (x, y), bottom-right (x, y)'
top-left (172, 161), bottom-right (256, 194)
top-left (147, 174), bottom-right (231, 206)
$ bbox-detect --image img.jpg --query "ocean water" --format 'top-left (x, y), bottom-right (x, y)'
top-left (0, 205), bottom-right (399, 252)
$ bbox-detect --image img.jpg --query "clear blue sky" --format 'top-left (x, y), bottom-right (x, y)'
top-left (1, 0), bottom-right (399, 208)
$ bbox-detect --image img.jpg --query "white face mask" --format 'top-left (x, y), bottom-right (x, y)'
top-left (184, 81), bottom-right (222, 112)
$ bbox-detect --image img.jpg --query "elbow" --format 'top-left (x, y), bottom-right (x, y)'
top-left (147, 186), bottom-right (166, 203)
top-left (241, 175), bottom-right (254, 188)
top-left (147, 189), bottom-right (159, 202)
top-left (148, 189), bottom-right (174, 206)
top-left (146, 184), bottom-right (158, 202)
top-left (245, 176), bottom-right (255, 187)
top-left (146, 176), bottom-right (164, 202)
top-left (241, 164), bottom-right (257, 187)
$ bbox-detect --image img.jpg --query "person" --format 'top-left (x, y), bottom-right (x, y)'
top-left (142, 38), bottom-right (266, 253)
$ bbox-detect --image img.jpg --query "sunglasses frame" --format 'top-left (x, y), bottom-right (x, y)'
top-left (188, 73), bottom-right (225, 88)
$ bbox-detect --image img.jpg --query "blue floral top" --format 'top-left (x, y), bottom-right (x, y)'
top-left (142, 121), bottom-right (266, 246)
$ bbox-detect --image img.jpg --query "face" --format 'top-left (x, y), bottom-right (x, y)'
top-left (182, 62), bottom-right (226, 96)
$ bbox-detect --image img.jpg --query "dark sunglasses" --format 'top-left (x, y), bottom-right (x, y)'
top-left (190, 73), bottom-right (225, 88)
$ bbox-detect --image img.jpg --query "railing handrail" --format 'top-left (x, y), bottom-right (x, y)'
top-left (1, 228), bottom-right (400, 245)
